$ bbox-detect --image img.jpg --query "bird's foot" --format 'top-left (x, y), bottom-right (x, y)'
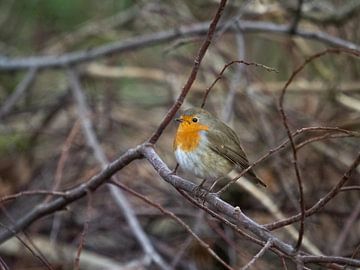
top-left (168, 163), bottom-right (179, 176)
top-left (192, 179), bottom-right (209, 204)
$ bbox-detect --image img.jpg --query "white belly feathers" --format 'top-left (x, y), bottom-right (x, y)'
top-left (174, 131), bottom-right (234, 179)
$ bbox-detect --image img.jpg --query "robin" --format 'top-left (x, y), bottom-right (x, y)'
top-left (173, 107), bottom-right (266, 190)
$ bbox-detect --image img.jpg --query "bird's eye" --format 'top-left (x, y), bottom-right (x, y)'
top-left (192, 117), bottom-right (198, 123)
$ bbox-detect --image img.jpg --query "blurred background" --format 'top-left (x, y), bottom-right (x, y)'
top-left (0, 0), bottom-right (359, 269)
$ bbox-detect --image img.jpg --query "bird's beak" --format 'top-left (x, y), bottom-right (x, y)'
top-left (175, 118), bottom-right (183, 123)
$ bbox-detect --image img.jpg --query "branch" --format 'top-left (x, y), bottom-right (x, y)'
top-left (0, 145), bottom-right (142, 243)
top-left (201, 60), bottom-right (278, 108)
top-left (67, 69), bottom-right (169, 270)
top-left (289, 0), bottom-right (304, 34)
top-left (0, 19), bottom-right (359, 71)
top-left (0, 235), bottom-right (149, 270)
top-left (277, 47), bottom-right (360, 251)
top-left (299, 255), bottom-right (360, 267)
top-left (241, 240), bottom-right (273, 270)
top-left (278, 56), bottom-right (305, 253)
top-left (141, 145), bottom-right (360, 268)
top-left (265, 152), bottom-right (360, 230)
top-left (148, 0), bottom-right (228, 144)
top-left (0, 67), bottom-right (37, 118)
top-left (111, 180), bottom-right (234, 270)
top-left (141, 145), bottom-right (295, 256)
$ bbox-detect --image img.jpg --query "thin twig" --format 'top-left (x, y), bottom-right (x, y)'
top-left (0, 67), bottom-right (37, 118)
top-left (265, 152), bottom-right (360, 230)
top-left (277, 47), bottom-right (360, 251)
top-left (0, 144), bottom-right (142, 243)
top-left (340, 186), bottom-right (360, 192)
top-left (217, 126), bottom-right (357, 195)
top-left (0, 222), bottom-right (53, 270)
top-left (46, 120), bottom-right (81, 203)
top-left (0, 190), bottom-right (67, 203)
top-left (279, 70), bottom-right (305, 252)
top-left (289, 0), bottom-right (304, 34)
top-left (201, 60), bottom-right (278, 108)
top-left (0, 255), bottom-right (9, 270)
top-left (148, 0), bottom-right (228, 144)
top-left (74, 190), bottom-right (93, 270)
top-left (111, 180), bottom-right (234, 270)
top-left (332, 201), bottom-right (360, 255)
top-left (67, 69), bottom-right (169, 270)
top-left (241, 239), bottom-right (273, 270)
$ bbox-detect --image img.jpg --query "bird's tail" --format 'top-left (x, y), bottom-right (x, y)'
top-left (245, 169), bottom-right (267, 188)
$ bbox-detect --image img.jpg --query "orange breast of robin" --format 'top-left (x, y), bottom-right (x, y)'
top-left (174, 117), bottom-right (209, 152)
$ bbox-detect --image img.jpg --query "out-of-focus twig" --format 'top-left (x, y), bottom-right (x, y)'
top-left (289, 0), bottom-right (304, 34)
top-left (74, 190), bottom-right (92, 270)
top-left (46, 120), bottom-right (81, 203)
top-left (0, 222), bottom-right (53, 270)
top-left (332, 201), bottom-right (360, 255)
top-left (241, 239), bottom-right (272, 270)
top-left (111, 180), bottom-right (234, 270)
top-left (265, 152), bottom-right (360, 230)
top-left (0, 235), bottom-right (147, 270)
top-left (67, 69), bottom-right (170, 270)
top-left (0, 190), bottom-right (67, 203)
top-left (0, 67), bottom-right (37, 119)
top-left (337, 93), bottom-right (360, 112)
top-left (1, 19), bottom-right (359, 71)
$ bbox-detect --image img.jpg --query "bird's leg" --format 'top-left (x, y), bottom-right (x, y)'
top-left (192, 179), bottom-right (207, 201)
top-left (209, 177), bottom-right (224, 194)
top-left (169, 163), bottom-right (179, 176)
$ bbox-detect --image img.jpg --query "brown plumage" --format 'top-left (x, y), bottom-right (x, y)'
top-left (174, 107), bottom-right (266, 187)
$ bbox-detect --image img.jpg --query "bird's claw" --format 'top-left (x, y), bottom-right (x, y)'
top-left (192, 185), bottom-right (208, 204)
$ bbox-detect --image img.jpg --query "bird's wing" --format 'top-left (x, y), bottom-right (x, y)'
top-left (205, 124), bottom-right (250, 170)
top-left (206, 125), bottom-right (267, 187)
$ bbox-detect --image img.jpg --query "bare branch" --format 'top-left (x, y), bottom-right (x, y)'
top-left (0, 190), bottom-right (67, 203)
top-left (0, 20), bottom-right (359, 71)
top-left (299, 255), bottom-right (360, 267)
top-left (111, 180), bottom-right (234, 270)
top-left (0, 67), bottom-right (37, 119)
top-left (241, 240), bottom-right (273, 270)
top-left (265, 152), bottom-right (360, 230)
top-left (0, 222), bottom-right (53, 269)
top-left (74, 190), bottom-right (92, 270)
top-left (201, 60), bottom-right (278, 108)
top-left (148, 0), bottom-right (228, 144)
top-left (332, 201), bottom-right (360, 255)
top-left (0, 145), bottom-right (142, 243)
top-left (67, 69), bottom-right (170, 270)
top-left (141, 145), bottom-right (295, 256)
top-left (289, 0), bottom-right (304, 34)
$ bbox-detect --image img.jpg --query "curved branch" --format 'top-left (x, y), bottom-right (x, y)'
top-left (148, 0), bottom-right (227, 144)
top-left (0, 20), bottom-right (359, 71)
top-left (265, 152), bottom-right (360, 230)
top-left (0, 145), bottom-right (142, 243)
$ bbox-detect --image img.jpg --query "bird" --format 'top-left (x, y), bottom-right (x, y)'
top-left (173, 107), bottom-right (266, 190)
